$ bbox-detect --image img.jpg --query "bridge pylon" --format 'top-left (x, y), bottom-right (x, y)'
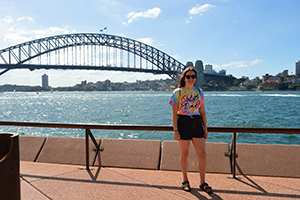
top-left (185, 60), bottom-right (205, 87)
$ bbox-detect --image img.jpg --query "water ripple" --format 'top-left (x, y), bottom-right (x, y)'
top-left (0, 90), bottom-right (299, 145)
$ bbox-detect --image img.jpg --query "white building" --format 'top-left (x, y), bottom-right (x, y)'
top-left (42, 74), bottom-right (49, 90)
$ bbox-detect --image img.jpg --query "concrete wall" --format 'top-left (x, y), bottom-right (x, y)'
top-left (19, 136), bottom-right (46, 162)
top-left (36, 137), bottom-right (100, 166)
top-left (236, 143), bottom-right (300, 178)
top-left (99, 138), bottom-right (161, 170)
top-left (19, 136), bottom-right (300, 178)
top-left (160, 141), bottom-right (231, 174)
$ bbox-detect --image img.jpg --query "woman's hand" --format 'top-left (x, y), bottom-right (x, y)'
top-left (173, 130), bottom-right (180, 141)
top-left (204, 128), bottom-right (208, 140)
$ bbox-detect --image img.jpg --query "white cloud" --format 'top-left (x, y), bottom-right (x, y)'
top-left (188, 4), bottom-right (216, 16)
top-left (222, 59), bottom-right (263, 68)
top-left (2, 16), bottom-right (14, 24)
top-left (17, 16), bottom-right (34, 23)
top-left (124, 7), bottom-right (162, 25)
top-left (249, 59), bottom-right (263, 66)
top-left (186, 16), bottom-right (193, 23)
top-left (0, 16), bottom-right (75, 46)
top-left (224, 61), bottom-right (248, 68)
top-left (32, 26), bottom-right (74, 39)
top-left (2, 26), bottom-right (74, 45)
top-left (137, 38), bottom-right (154, 46)
top-left (172, 54), bottom-right (181, 60)
top-left (3, 33), bottom-right (32, 43)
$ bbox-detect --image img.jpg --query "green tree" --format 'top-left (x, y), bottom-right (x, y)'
top-left (275, 82), bottom-right (288, 90)
top-left (233, 78), bottom-right (246, 86)
top-left (246, 84), bottom-right (257, 90)
top-left (255, 76), bottom-right (262, 84)
top-left (288, 84), bottom-right (298, 90)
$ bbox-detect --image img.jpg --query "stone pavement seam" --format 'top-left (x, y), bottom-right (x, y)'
top-left (251, 177), bottom-right (300, 193)
top-left (105, 168), bottom-right (193, 200)
top-left (21, 176), bottom-right (53, 200)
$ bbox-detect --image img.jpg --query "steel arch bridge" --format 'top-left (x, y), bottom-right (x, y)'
top-left (0, 33), bottom-right (186, 80)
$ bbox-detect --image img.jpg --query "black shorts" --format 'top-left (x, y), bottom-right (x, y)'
top-left (177, 115), bottom-right (204, 140)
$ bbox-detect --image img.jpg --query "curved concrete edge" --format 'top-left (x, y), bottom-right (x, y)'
top-left (36, 137), bottom-right (100, 166)
top-left (19, 136), bottom-right (46, 162)
top-left (236, 143), bottom-right (300, 178)
top-left (160, 141), bottom-right (231, 174)
top-left (99, 138), bottom-right (161, 170)
top-left (19, 136), bottom-right (300, 177)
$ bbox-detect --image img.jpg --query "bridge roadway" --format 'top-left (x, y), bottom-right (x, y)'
top-left (0, 63), bottom-right (176, 75)
top-left (0, 63), bottom-right (235, 85)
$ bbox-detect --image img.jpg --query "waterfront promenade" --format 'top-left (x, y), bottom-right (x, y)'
top-left (21, 161), bottom-right (300, 200)
top-left (1, 121), bottom-right (299, 199)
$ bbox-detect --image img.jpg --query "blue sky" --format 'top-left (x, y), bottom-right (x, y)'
top-left (0, 0), bottom-right (299, 87)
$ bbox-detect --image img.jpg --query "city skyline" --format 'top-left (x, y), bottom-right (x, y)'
top-left (39, 65), bottom-right (296, 89)
top-left (0, 0), bottom-right (300, 87)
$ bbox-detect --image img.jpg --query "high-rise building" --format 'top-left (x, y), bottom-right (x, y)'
top-left (205, 64), bottom-right (213, 73)
top-left (195, 60), bottom-right (204, 86)
top-left (282, 70), bottom-right (288, 77)
top-left (186, 61), bottom-right (193, 68)
top-left (42, 74), bottom-right (49, 90)
top-left (96, 81), bottom-right (102, 90)
top-left (296, 60), bottom-right (300, 77)
top-left (218, 69), bottom-right (226, 76)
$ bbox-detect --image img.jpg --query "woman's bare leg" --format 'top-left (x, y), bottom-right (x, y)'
top-left (179, 140), bottom-right (191, 182)
top-left (192, 138), bottom-right (206, 184)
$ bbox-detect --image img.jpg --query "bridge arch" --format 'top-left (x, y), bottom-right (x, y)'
top-left (0, 33), bottom-right (186, 80)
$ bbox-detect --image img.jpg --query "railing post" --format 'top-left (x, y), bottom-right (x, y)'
top-left (85, 129), bottom-right (90, 170)
top-left (232, 132), bottom-right (236, 178)
top-left (227, 131), bottom-right (240, 179)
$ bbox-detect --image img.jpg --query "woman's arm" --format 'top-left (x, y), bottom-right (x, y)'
top-left (199, 104), bottom-right (208, 140)
top-left (172, 104), bottom-right (180, 141)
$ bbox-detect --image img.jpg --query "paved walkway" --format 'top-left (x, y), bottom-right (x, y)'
top-left (20, 161), bottom-right (300, 200)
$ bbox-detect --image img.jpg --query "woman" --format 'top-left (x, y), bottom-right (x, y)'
top-left (169, 67), bottom-right (212, 194)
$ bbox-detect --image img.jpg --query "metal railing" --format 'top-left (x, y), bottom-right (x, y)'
top-left (1, 121), bottom-right (300, 178)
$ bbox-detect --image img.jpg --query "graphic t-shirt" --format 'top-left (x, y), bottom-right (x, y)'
top-left (169, 86), bottom-right (204, 116)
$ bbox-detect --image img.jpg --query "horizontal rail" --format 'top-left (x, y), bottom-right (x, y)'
top-left (0, 121), bottom-right (300, 134)
top-left (1, 120), bottom-right (299, 175)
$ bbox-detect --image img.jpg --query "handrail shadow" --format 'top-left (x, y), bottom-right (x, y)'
top-left (20, 171), bottom-right (300, 199)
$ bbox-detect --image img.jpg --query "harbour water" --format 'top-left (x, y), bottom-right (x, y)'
top-left (1, 90), bottom-right (299, 145)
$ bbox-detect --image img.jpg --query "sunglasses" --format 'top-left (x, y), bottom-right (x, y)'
top-left (185, 75), bottom-right (197, 79)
